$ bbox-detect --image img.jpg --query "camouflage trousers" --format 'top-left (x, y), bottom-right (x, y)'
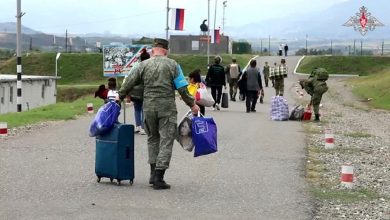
top-left (311, 93), bottom-right (323, 115)
top-left (274, 78), bottom-right (284, 96)
top-left (144, 110), bottom-right (177, 170)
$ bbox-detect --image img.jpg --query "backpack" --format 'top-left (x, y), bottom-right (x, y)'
top-left (289, 105), bottom-right (305, 121)
top-left (229, 64), bottom-right (240, 79)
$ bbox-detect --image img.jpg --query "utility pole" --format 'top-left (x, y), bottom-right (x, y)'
top-left (353, 39), bottom-right (356, 55)
top-left (268, 35), bottom-right (271, 56)
top-left (260, 39), bottom-right (263, 55)
top-left (330, 40), bottom-right (333, 55)
top-left (305, 34), bottom-right (308, 55)
top-left (207, 0), bottom-right (210, 65)
top-left (382, 40), bottom-right (384, 56)
top-left (16, 0), bottom-right (25, 112)
top-left (222, 1), bottom-right (227, 35)
top-left (166, 0), bottom-right (170, 40)
top-left (65, 29), bottom-right (68, 53)
top-left (29, 37), bottom-right (32, 51)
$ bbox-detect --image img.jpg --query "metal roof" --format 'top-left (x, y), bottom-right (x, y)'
top-left (0, 74), bottom-right (60, 82)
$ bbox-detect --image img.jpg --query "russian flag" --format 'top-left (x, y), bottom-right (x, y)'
top-left (171, 8), bottom-right (185, 31)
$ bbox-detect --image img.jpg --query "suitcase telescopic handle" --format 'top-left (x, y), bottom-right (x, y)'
top-left (122, 100), bottom-right (126, 124)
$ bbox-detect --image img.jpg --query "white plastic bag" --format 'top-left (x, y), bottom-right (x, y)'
top-left (195, 83), bottom-right (215, 107)
top-left (177, 110), bottom-right (195, 152)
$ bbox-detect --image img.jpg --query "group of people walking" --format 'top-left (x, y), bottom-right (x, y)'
top-left (94, 38), bottom-right (328, 190)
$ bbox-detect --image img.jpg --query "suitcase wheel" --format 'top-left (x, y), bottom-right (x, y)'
top-left (97, 176), bottom-right (101, 183)
top-left (110, 178), bottom-right (113, 183)
top-left (130, 180), bottom-right (134, 185)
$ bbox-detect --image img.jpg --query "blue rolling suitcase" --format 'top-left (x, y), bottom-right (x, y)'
top-left (95, 103), bottom-right (135, 185)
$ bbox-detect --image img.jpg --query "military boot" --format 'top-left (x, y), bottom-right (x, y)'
top-left (314, 114), bottom-right (320, 122)
top-left (153, 169), bottom-right (171, 190)
top-left (149, 164), bottom-right (156, 184)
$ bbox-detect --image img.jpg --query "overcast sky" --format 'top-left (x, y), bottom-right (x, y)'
top-left (0, 0), bottom-right (360, 36)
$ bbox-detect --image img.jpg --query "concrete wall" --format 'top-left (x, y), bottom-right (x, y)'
top-left (0, 78), bottom-right (57, 114)
top-left (170, 35), bottom-right (231, 55)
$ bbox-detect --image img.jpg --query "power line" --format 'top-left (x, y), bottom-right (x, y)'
top-left (32, 9), bottom-right (165, 31)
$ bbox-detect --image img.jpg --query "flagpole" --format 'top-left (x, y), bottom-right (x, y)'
top-left (213, 0), bottom-right (218, 55)
top-left (207, 0), bottom-right (210, 65)
top-left (166, 0), bottom-right (170, 40)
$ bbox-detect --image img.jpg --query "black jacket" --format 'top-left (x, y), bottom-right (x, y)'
top-left (206, 64), bottom-right (226, 87)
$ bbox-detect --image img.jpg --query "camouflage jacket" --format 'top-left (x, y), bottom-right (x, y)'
top-left (119, 56), bottom-right (194, 111)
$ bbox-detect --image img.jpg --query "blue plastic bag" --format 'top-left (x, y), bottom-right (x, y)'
top-left (89, 101), bottom-right (121, 137)
top-left (192, 116), bottom-right (218, 157)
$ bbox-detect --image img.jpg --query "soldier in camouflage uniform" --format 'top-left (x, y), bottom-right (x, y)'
top-left (270, 59), bottom-right (288, 96)
top-left (262, 62), bottom-right (270, 87)
top-left (119, 38), bottom-right (200, 190)
top-left (299, 68), bottom-right (329, 121)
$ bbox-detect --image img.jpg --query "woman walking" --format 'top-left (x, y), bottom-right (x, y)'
top-left (205, 56), bottom-right (226, 111)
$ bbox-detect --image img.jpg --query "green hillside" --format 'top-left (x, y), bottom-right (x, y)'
top-left (0, 53), bottom-right (254, 85)
top-left (297, 56), bottom-right (390, 76)
top-left (0, 53), bottom-right (104, 85)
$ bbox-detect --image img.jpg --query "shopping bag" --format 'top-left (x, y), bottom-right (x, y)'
top-left (89, 101), bottom-right (121, 137)
top-left (192, 115), bottom-right (218, 157)
top-left (221, 90), bottom-right (229, 108)
top-left (195, 83), bottom-right (215, 107)
top-left (177, 110), bottom-right (194, 152)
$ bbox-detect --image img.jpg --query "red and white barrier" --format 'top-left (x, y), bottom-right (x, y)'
top-left (341, 164), bottom-right (354, 188)
top-left (0, 122), bottom-right (7, 137)
top-left (87, 103), bottom-right (94, 113)
top-left (324, 128), bottom-right (335, 149)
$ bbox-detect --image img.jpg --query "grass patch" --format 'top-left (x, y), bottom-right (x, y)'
top-left (310, 187), bottom-right (380, 203)
top-left (0, 96), bottom-right (104, 128)
top-left (0, 52), bottom-right (105, 85)
top-left (349, 69), bottom-right (390, 110)
top-left (297, 56), bottom-right (390, 76)
top-left (57, 85), bottom-right (97, 102)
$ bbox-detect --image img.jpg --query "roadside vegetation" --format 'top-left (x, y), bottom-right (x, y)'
top-left (297, 56), bottom-right (390, 76)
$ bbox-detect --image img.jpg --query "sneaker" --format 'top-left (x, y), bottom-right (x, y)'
top-left (134, 126), bottom-right (141, 133)
top-left (212, 107), bottom-right (216, 111)
top-left (139, 129), bottom-right (146, 135)
top-left (215, 104), bottom-right (221, 111)
top-left (251, 109), bottom-right (256, 112)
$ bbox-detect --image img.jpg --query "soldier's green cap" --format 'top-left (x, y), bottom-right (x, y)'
top-left (153, 38), bottom-right (169, 49)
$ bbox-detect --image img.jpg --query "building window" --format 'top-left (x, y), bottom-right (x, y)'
top-left (10, 86), bottom-right (13, 103)
top-left (41, 85), bottom-right (45, 99)
top-left (0, 87), bottom-right (4, 104)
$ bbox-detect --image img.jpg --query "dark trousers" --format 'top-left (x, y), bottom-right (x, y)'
top-left (211, 86), bottom-right (223, 107)
top-left (246, 91), bottom-right (258, 111)
top-left (199, 105), bottom-right (205, 116)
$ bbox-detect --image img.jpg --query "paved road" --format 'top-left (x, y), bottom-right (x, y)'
top-left (0, 56), bottom-right (313, 220)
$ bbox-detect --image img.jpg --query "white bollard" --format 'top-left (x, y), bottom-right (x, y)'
top-left (341, 164), bottom-right (354, 188)
top-left (87, 103), bottom-right (94, 113)
top-left (0, 122), bottom-right (7, 137)
top-left (324, 128), bottom-right (335, 149)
